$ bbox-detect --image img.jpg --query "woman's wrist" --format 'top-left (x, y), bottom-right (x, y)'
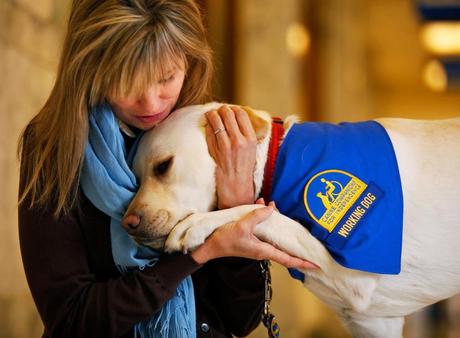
top-left (190, 241), bottom-right (213, 265)
top-left (190, 227), bottom-right (228, 264)
top-left (216, 169), bottom-right (254, 209)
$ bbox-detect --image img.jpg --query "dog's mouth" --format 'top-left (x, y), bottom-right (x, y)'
top-left (166, 211), bottom-right (195, 232)
top-left (130, 211), bottom-right (195, 250)
top-left (134, 235), bottom-right (168, 250)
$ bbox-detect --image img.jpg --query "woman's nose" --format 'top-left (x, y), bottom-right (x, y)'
top-left (138, 88), bottom-right (162, 113)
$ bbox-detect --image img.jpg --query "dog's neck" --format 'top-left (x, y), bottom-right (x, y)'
top-left (261, 118), bottom-right (285, 200)
top-left (253, 118), bottom-right (285, 201)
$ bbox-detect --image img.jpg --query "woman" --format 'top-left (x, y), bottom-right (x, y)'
top-left (18, 1), bottom-right (312, 337)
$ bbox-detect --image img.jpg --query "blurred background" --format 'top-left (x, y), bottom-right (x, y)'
top-left (1, 0), bottom-right (460, 337)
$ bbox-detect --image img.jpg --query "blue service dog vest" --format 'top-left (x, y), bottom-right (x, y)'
top-left (271, 121), bottom-right (403, 279)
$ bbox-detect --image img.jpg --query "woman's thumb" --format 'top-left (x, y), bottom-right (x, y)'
top-left (241, 206), bottom-right (273, 230)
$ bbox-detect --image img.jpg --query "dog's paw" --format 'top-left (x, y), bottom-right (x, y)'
top-left (180, 226), bottom-right (210, 253)
top-left (164, 221), bottom-right (190, 253)
top-left (164, 234), bottom-right (182, 253)
top-left (165, 214), bottom-right (206, 253)
top-left (165, 213), bottom-right (221, 254)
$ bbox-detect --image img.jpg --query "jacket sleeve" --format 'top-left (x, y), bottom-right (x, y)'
top-left (208, 257), bottom-right (265, 337)
top-left (18, 163), bottom-right (201, 337)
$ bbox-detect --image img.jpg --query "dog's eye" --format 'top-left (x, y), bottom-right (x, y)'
top-left (154, 156), bottom-right (173, 177)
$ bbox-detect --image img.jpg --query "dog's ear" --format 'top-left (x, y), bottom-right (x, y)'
top-left (240, 106), bottom-right (271, 142)
top-left (198, 104), bottom-right (271, 142)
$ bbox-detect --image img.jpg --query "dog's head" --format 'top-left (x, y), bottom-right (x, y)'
top-left (121, 102), bottom-right (271, 249)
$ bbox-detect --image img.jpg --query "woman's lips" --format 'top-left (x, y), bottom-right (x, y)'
top-left (135, 109), bottom-right (169, 125)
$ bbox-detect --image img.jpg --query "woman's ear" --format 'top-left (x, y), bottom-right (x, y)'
top-left (240, 106), bottom-right (271, 142)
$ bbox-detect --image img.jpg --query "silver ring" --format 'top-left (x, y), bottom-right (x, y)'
top-left (214, 127), bottom-right (226, 135)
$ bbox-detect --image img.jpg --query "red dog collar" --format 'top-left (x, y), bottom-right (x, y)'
top-left (260, 117), bottom-right (284, 201)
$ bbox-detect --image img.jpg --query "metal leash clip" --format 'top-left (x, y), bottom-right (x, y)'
top-left (260, 260), bottom-right (280, 338)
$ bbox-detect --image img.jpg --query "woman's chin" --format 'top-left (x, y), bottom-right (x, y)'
top-left (131, 120), bottom-right (158, 131)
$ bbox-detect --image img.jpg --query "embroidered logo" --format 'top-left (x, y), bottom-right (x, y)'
top-left (304, 170), bottom-right (382, 239)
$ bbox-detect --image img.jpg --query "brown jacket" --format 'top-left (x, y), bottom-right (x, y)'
top-left (18, 133), bottom-right (265, 338)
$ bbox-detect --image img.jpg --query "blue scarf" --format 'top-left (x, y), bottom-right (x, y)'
top-left (80, 104), bottom-right (196, 338)
top-left (271, 121), bottom-right (403, 281)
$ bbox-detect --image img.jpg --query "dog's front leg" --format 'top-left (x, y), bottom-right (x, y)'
top-left (165, 204), bottom-right (333, 271)
top-left (165, 204), bottom-right (263, 253)
top-left (252, 211), bottom-right (335, 271)
top-left (253, 213), bottom-right (381, 314)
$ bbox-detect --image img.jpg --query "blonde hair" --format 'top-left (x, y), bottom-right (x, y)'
top-left (18, 0), bottom-right (213, 217)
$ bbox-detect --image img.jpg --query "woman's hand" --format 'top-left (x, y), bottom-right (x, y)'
top-left (191, 201), bottom-right (319, 270)
top-left (201, 106), bottom-right (317, 269)
top-left (205, 105), bottom-right (257, 209)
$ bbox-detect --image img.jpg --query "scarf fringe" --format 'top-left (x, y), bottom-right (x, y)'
top-left (135, 277), bottom-right (196, 338)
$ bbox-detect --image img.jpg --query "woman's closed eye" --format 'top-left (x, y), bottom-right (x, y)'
top-left (158, 73), bottom-right (175, 84)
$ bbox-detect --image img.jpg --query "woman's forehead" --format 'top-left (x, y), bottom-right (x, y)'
top-left (141, 53), bottom-right (185, 78)
top-left (105, 56), bottom-right (185, 99)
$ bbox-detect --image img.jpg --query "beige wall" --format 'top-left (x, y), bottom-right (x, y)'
top-left (314, 0), bottom-right (460, 122)
top-left (234, 0), bottom-right (307, 118)
top-left (0, 0), bottom-right (69, 337)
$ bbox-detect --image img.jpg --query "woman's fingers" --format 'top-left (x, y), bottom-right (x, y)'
top-left (197, 205), bottom-right (319, 269)
top-left (205, 106), bottom-right (257, 208)
top-left (256, 240), bottom-right (319, 269)
top-left (206, 109), bottom-right (231, 150)
top-left (232, 106), bottom-right (257, 140)
top-left (217, 105), bottom-right (242, 140)
top-left (238, 205), bottom-right (273, 231)
top-left (255, 197), bottom-right (265, 205)
top-left (237, 206), bottom-right (318, 269)
top-left (205, 123), bottom-right (217, 159)
top-left (206, 109), bottom-right (225, 132)
top-left (208, 105), bottom-right (255, 143)
top-left (268, 200), bottom-right (279, 212)
top-left (205, 105), bottom-right (256, 155)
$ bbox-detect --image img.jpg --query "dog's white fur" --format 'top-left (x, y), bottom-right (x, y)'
top-left (126, 102), bottom-right (460, 337)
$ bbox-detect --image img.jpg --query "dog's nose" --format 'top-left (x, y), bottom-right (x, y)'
top-left (122, 213), bottom-right (141, 230)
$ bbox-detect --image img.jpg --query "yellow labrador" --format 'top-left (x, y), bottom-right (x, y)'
top-left (122, 102), bottom-right (460, 338)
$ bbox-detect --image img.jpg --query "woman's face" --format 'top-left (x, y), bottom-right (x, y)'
top-left (109, 62), bottom-right (186, 130)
